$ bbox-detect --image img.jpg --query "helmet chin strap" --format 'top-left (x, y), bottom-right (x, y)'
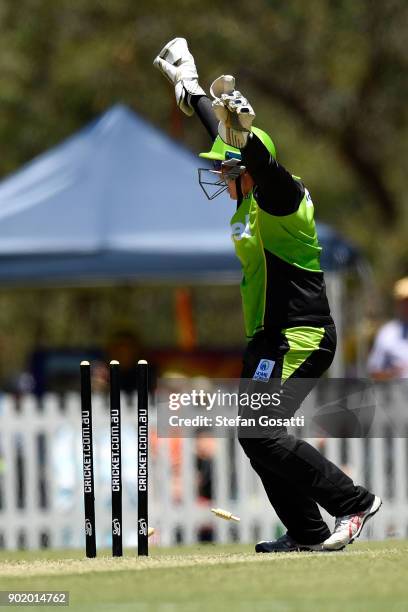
top-left (236, 176), bottom-right (243, 205)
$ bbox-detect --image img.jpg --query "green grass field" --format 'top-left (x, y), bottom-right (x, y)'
top-left (0, 540), bottom-right (407, 611)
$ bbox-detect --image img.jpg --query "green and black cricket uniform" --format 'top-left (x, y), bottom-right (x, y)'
top-left (192, 96), bottom-right (374, 544)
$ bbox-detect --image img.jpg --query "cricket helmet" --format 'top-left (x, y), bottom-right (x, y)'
top-left (198, 127), bottom-right (276, 200)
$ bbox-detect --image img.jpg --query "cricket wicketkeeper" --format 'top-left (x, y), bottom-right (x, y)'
top-left (154, 38), bottom-right (381, 552)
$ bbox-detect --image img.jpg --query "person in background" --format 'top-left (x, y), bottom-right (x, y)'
top-left (195, 430), bottom-right (216, 542)
top-left (367, 277), bottom-right (408, 379)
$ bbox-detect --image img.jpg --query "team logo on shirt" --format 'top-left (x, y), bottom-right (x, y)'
top-left (253, 359), bottom-right (275, 382)
top-left (305, 189), bottom-right (313, 207)
top-left (231, 214), bottom-right (252, 241)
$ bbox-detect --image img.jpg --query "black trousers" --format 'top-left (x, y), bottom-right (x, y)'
top-left (238, 324), bottom-right (374, 544)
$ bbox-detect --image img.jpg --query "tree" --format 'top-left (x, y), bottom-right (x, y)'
top-left (0, 0), bottom-right (406, 275)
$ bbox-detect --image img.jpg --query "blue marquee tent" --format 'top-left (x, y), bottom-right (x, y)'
top-left (0, 104), bottom-right (358, 285)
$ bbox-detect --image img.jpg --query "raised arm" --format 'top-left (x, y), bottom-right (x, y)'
top-left (241, 133), bottom-right (304, 216)
top-left (153, 38), bottom-right (218, 141)
top-left (210, 77), bottom-right (304, 215)
top-left (190, 96), bottom-right (218, 141)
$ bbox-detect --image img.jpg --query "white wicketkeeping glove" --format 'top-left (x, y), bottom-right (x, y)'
top-left (153, 37), bottom-right (206, 116)
top-left (210, 75), bottom-right (255, 148)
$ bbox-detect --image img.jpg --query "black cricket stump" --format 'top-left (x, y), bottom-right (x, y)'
top-left (80, 361), bottom-right (97, 558)
top-left (137, 360), bottom-right (149, 556)
top-left (110, 360), bottom-right (123, 557)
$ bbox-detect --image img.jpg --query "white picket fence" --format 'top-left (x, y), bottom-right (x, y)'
top-left (0, 388), bottom-right (407, 550)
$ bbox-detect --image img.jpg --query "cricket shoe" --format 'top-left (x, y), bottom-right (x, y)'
top-left (323, 495), bottom-right (382, 551)
top-left (256, 533), bottom-right (327, 553)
